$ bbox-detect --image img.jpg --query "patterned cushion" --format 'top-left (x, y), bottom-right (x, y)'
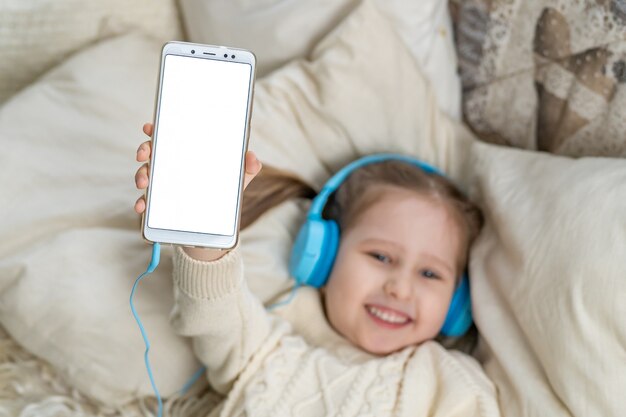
top-left (451, 0), bottom-right (626, 157)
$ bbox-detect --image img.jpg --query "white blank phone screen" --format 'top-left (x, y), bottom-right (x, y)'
top-left (147, 54), bottom-right (252, 236)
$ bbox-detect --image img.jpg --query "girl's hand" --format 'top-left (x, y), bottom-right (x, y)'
top-left (134, 122), bottom-right (262, 261)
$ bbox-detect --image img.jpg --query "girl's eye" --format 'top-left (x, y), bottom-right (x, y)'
top-left (369, 252), bottom-right (391, 264)
top-left (421, 269), bottom-right (440, 280)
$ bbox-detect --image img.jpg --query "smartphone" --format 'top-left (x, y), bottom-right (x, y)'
top-left (142, 41), bottom-right (256, 249)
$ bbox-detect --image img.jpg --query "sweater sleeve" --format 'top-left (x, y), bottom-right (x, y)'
top-left (169, 246), bottom-right (272, 394)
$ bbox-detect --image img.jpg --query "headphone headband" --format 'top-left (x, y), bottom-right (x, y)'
top-left (309, 153), bottom-right (441, 218)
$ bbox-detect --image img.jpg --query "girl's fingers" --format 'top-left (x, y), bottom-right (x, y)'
top-left (135, 123), bottom-right (153, 215)
top-left (134, 195), bottom-right (146, 214)
top-left (143, 123), bottom-right (153, 137)
top-left (243, 150), bottom-right (262, 190)
top-left (135, 163), bottom-right (150, 189)
top-left (245, 150), bottom-right (262, 174)
top-left (136, 140), bottom-right (152, 162)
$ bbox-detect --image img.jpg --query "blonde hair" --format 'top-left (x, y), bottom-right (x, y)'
top-left (240, 165), bottom-right (316, 229)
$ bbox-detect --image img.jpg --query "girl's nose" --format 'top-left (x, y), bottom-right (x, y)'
top-left (383, 272), bottom-right (413, 301)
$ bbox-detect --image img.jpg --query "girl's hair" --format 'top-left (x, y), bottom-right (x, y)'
top-left (240, 165), bottom-right (317, 229)
top-left (242, 160), bottom-right (483, 277)
top-left (241, 159), bottom-right (484, 351)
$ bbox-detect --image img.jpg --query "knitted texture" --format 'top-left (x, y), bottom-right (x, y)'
top-left (170, 247), bottom-right (500, 417)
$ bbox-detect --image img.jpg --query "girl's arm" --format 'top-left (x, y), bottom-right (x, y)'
top-left (169, 245), bottom-right (273, 394)
top-left (135, 122), bottom-right (269, 392)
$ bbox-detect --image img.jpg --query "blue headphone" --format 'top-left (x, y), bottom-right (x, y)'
top-left (289, 154), bottom-right (472, 337)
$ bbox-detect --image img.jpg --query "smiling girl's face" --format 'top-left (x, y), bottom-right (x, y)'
top-left (323, 185), bottom-right (462, 355)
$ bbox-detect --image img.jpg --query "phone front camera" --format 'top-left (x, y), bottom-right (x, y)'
top-left (224, 53), bottom-right (228, 58)
top-left (191, 49), bottom-right (195, 54)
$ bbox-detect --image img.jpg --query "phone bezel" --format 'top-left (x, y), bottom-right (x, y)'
top-left (142, 41), bottom-right (256, 249)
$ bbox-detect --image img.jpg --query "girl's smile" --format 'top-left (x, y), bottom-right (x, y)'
top-left (365, 304), bottom-right (413, 327)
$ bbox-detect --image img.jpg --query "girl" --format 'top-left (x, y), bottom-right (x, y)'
top-left (135, 123), bottom-right (500, 417)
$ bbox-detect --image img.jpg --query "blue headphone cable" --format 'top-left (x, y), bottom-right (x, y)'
top-left (267, 284), bottom-right (300, 311)
top-left (130, 243), bottom-right (216, 415)
top-left (130, 242), bottom-right (163, 417)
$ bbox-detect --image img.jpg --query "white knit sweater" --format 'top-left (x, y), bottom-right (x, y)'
top-left (170, 247), bottom-right (501, 417)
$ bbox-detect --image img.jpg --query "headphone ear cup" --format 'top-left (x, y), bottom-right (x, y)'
top-left (440, 273), bottom-right (473, 337)
top-left (289, 219), bottom-right (340, 288)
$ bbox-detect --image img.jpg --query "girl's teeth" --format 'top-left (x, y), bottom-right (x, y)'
top-left (367, 306), bottom-right (409, 324)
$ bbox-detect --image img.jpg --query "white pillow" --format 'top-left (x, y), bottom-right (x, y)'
top-left (0, 0), bottom-right (461, 406)
top-left (468, 142), bottom-right (626, 417)
top-left (178, 0), bottom-right (461, 119)
top-left (0, 0), bottom-right (182, 105)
